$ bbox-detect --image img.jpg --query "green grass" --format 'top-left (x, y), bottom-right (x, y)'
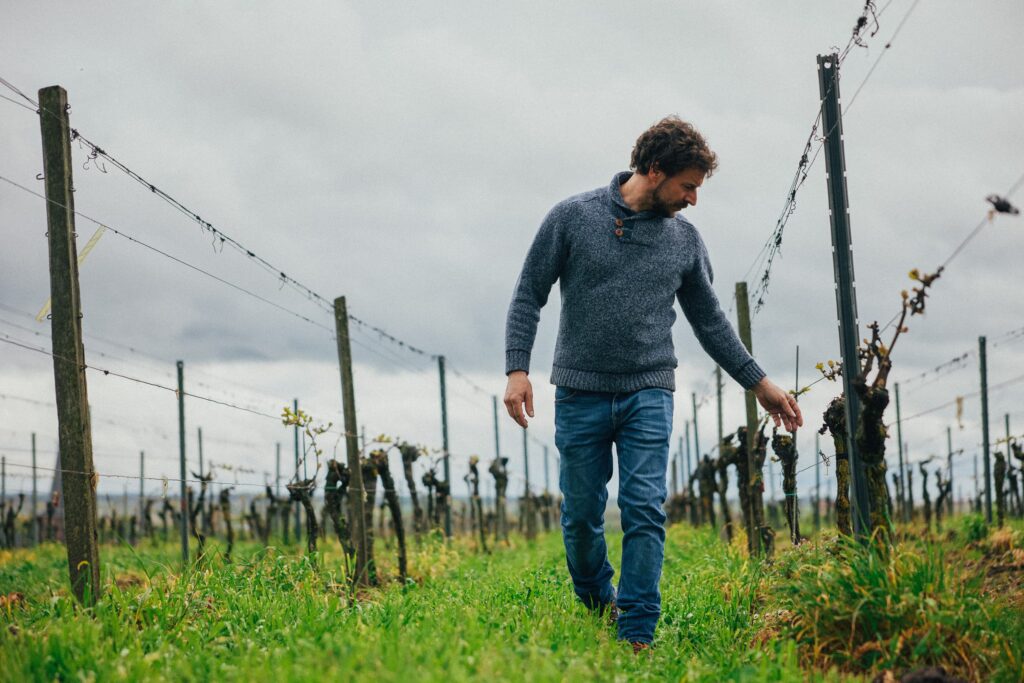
top-left (1, 519), bottom-right (1021, 682)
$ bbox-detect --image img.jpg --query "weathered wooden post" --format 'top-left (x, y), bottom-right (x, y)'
top-left (814, 430), bottom-right (821, 532)
top-left (334, 297), bottom-right (370, 585)
top-left (276, 442), bottom-right (286, 543)
top-left (438, 356), bottom-right (452, 538)
top-left (946, 427), bottom-right (954, 517)
top-left (40, 85), bottom-right (100, 602)
top-left (492, 394), bottom-right (501, 469)
top-left (716, 367), bottom-right (724, 457)
top-left (736, 281), bottom-right (763, 556)
top-left (32, 434), bottom-right (39, 545)
top-left (293, 398), bottom-right (302, 541)
top-left (138, 451), bottom-right (145, 537)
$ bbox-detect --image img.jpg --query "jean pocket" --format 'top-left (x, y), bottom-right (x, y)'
top-left (554, 386), bottom-right (578, 403)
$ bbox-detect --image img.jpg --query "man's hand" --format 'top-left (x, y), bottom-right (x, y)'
top-left (504, 370), bottom-right (534, 428)
top-left (752, 377), bottom-right (803, 432)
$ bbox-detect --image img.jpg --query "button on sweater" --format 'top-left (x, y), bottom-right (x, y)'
top-left (504, 171), bottom-right (766, 393)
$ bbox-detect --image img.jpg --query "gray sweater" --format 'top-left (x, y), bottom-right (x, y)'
top-left (504, 171), bottom-right (766, 393)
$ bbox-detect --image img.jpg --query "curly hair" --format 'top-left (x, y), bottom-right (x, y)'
top-left (630, 116), bottom-right (718, 177)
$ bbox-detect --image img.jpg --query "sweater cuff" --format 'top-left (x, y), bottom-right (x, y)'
top-left (505, 349), bottom-right (532, 375)
top-left (734, 359), bottom-right (767, 391)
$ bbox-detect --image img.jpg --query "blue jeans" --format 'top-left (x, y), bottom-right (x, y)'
top-left (554, 386), bottom-right (672, 644)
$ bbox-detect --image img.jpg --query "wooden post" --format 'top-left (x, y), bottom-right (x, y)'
top-left (973, 452), bottom-right (979, 506)
top-left (691, 392), bottom-right (700, 460)
top-left (438, 356), bottom-right (452, 538)
top-left (736, 281), bottom-right (761, 556)
top-left (39, 85), bottom-right (100, 602)
top-left (543, 444), bottom-right (550, 492)
top-left (334, 296), bottom-right (369, 585)
top-left (276, 442), bottom-right (286, 543)
top-left (979, 336), bottom-right (992, 523)
top-left (522, 428), bottom-right (530, 497)
top-left (32, 433), bottom-right (39, 545)
top-left (138, 450), bottom-right (144, 531)
top-left (197, 427), bottom-right (205, 533)
top-left (946, 427), bottom-right (954, 517)
top-left (684, 421), bottom-right (691, 483)
top-left (522, 427), bottom-right (534, 540)
top-left (177, 361), bottom-right (189, 564)
top-left (716, 366), bottom-right (724, 455)
top-left (814, 430), bottom-right (821, 532)
top-left (293, 398), bottom-right (302, 541)
top-left (492, 394), bottom-right (501, 462)
top-left (678, 435), bottom-right (684, 495)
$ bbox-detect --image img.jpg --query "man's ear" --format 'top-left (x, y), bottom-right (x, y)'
top-left (647, 163), bottom-right (664, 183)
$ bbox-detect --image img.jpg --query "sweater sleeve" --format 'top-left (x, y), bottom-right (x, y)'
top-left (676, 229), bottom-right (766, 390)
top-left (504, 203), bottom-right (570, 375)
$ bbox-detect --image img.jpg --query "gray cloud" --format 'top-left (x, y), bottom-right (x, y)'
top-left (1, 1), bottom-right (1022, 503)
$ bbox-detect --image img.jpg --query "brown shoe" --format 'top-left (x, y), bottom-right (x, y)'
top-left (631, 641), bottom-right (651, 655)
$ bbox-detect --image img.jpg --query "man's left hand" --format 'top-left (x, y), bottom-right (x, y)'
top-left (751, 377), bottom-right (803, 432)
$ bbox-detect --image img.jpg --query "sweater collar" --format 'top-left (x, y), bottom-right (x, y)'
top-left (609, 171), bottom-right (661, 219)
top-left (609, 171), bottom-right (635, 213)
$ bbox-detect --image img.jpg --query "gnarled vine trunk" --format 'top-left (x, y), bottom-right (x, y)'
top-left (219, 488), bottom-right (234, 562)
top-left (287, 479), bottom-right (319, 557)
top-left (489, 457), bottom-right (509, 543)
top-left (994, 452), bottom-right (1007, 528)
top-left (852, 379), bottom-right (893, 543)
top-left (772, 429), bottom-right (801, 545)
top-left (372, 450), bottom-right (408, 582)
top-left (325, 460), bottom-right (354, 558)
top-left (821, 396), bottom-right (852, 536)
top-left (716, 437), bottom-right (736, 542)
top-left (399, 443), bottom-right (424, 538)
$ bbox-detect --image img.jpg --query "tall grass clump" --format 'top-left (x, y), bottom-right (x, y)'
top-left (770, 533), bottom-right (1004, 681)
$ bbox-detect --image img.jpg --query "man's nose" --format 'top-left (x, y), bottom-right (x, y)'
top-left (688, 190), bottom-right (698, 206)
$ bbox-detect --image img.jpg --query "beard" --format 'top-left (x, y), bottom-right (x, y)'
top-left (651, 179), bottom-right (689, 217)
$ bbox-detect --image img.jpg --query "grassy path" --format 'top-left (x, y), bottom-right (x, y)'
top-left (2, 519), bottom-right (1022, 681)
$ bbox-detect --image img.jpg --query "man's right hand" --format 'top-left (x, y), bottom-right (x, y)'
top-left (504, 370), bottom-right (534, 428)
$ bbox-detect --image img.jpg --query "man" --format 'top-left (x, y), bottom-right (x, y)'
top-left (502, 116), bottom-right (802, 652)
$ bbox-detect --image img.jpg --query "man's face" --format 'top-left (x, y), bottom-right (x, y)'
top-left (650, 167), bottom-right (705, 217)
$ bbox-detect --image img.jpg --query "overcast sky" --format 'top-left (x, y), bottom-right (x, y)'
top-left (1, 1), bottom-right (1022, 512)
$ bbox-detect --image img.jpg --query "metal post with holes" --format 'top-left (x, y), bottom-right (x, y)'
top-left (979, 336), bottom-right (992, 523)
top-left (895, 383), bottom-right (907, 522)
top-left (817, 53), bottom-right (869, 538)
top-left (177, 360), bottom-right (189, 565)
top-left (691, 393), bottom-right (700, 460)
